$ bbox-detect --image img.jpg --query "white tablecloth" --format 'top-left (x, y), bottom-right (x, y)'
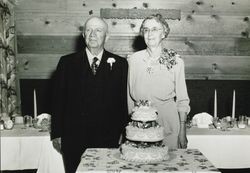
top-left (1, 125), bottom-right (250, 171)
top-left (0, 125), bottom-right (65, 173)
top-left (187, 127), bottom-right (250, 169)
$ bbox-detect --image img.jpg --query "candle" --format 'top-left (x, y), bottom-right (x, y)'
top-left (34, 89), bottom-right (37, 119)
top-left (232, 90), bottom-right (235, 119)
top-left (214, 89), bottom-right (217, 118)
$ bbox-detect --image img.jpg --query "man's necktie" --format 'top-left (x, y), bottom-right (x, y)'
top-left (91, 57), bottom-right (99, 75)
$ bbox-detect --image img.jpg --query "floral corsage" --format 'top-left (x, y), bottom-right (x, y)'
top-left (158, 48), bottom-right (178, 70)
top-left (107, 57), bottom-right (116, 70)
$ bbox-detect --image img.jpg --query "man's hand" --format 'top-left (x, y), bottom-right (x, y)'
top-left (52, 137), bottom-right (62, 153)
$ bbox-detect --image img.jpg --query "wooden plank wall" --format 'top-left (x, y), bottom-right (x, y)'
top-left (15, 0), bottom-right (250, 80)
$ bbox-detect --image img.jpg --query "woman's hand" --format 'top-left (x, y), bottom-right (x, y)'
top-left (178, 122), bottom-right (188, 149)
top-left (178, 112), bottom-right (188, 148)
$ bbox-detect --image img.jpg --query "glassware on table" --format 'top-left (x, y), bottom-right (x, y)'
top-left (238, 115), bottom-right (247, 129)
top-left (13, 116), bottom-right (24, 125)
top-left (246, 117), bottom-right (250, 127)
top-left (0, 120), bottom-right (4, 130)
top-left (24, 115), bottom-right (33, 127)
top-left (230, 118), bottom-right (237, 128)
top-left (225, 116), bottom-right (237, 128)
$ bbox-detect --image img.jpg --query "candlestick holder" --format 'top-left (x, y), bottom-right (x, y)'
top-left (230, 118), bottom-right (237, 128)
top-left (212, 117), bottom-right (219, 129)
top-left (32, 118), bottom-right (40, 129)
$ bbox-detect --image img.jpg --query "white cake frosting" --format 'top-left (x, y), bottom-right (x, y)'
top-left (131, 106), bottom-right (157, 122)
top-left (120, 142), bottom-right (168, 163)
top-left (120, 100), bottom-right (168, 163)
top-left (126, 125), bottom-right (164, 142)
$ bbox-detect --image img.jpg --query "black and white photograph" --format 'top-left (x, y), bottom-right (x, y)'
top-left (1, 0), bottom-right (250, 173)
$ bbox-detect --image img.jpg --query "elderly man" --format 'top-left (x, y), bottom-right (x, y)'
top-left (51, 16), bottom-right (128, 173)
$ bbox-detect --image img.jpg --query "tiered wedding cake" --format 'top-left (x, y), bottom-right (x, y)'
top-left (120, 100), bottom-right (168, 163)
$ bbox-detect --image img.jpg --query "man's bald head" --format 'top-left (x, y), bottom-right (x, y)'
top-left (83, 16), bottom-right (108, 34)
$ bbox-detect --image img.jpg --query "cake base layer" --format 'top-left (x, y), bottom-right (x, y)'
top-left (120, 143), bottom-right (168, 163)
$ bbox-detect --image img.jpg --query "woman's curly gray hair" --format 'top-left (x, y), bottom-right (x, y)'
top-left (140, 13), bottom-right (170, 38)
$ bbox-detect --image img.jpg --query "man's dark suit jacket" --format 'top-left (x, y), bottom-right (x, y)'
top-left (50, 49), bottom-right (128, 173)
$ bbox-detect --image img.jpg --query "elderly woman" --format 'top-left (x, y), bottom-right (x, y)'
top-left (127, 14), bottom-right (190, 149)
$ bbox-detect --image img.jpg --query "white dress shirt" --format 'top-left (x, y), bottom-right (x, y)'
top-left (86, 48), bottom-right (103, 66)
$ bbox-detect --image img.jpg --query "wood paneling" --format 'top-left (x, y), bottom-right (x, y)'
top-left (16, 12), bottom-right (250, 37)
top-left (18, 54), bottom-right (61, 79)
top-left (183, 55), bottom-right (250, 80)
top-left (15, 0), bottom-right (250, 80)
top-left (17, 35), bottom-right (82, 54)
top-left (15, 0), bottom-right (250, 15)
top-left (17, 35), bottom-right (250, 56)
top-left (100, 8), bottom-right (181, 20)
top-left (18, 54), bottom-right (250, 80)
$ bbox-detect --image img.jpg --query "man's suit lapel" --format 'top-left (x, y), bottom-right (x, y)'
top-left (81, 50), bottom-right (92, 76)
top-left (97, 50), bottom-right (109, 75)
top-left (78, 50), bottom-right (91, 103)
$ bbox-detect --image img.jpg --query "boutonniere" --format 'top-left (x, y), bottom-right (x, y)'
top-left (107, 57), bottom-right (116, 70)
top-left (158, 48), bottom-right (178, 70)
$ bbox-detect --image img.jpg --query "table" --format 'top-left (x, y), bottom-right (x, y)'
top-left (76, 148), bottom-right (221, 173)
top-left (2, 125), bottom-right (250, 171)
top-left (0, 125), bottom-right (65, 173)
top-left (187, 127), bottom-right (250, 169)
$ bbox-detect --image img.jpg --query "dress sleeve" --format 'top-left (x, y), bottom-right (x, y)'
top-left (127, 56), bottom-right (135, 115)
top-left (120, 57), bottom-right (129, 126)
top-left (175, 57), bottom-right (190, 114)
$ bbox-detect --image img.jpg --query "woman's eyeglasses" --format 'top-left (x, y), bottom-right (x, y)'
top-left (143, 27), bottom-right (163, 34)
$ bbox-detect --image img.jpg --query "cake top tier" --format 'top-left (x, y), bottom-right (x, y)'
top-left (132, 100), bottom-right (157, 122)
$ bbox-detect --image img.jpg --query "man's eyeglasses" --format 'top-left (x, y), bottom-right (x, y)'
top-left (142, 27), bottom-right (163, 34)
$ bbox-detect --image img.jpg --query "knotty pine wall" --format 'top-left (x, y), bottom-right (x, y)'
top-left (15, 0), bottom-right (250, 118)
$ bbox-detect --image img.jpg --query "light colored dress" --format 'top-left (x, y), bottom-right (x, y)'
top-left (127, 49), bottom-right (190, 149)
